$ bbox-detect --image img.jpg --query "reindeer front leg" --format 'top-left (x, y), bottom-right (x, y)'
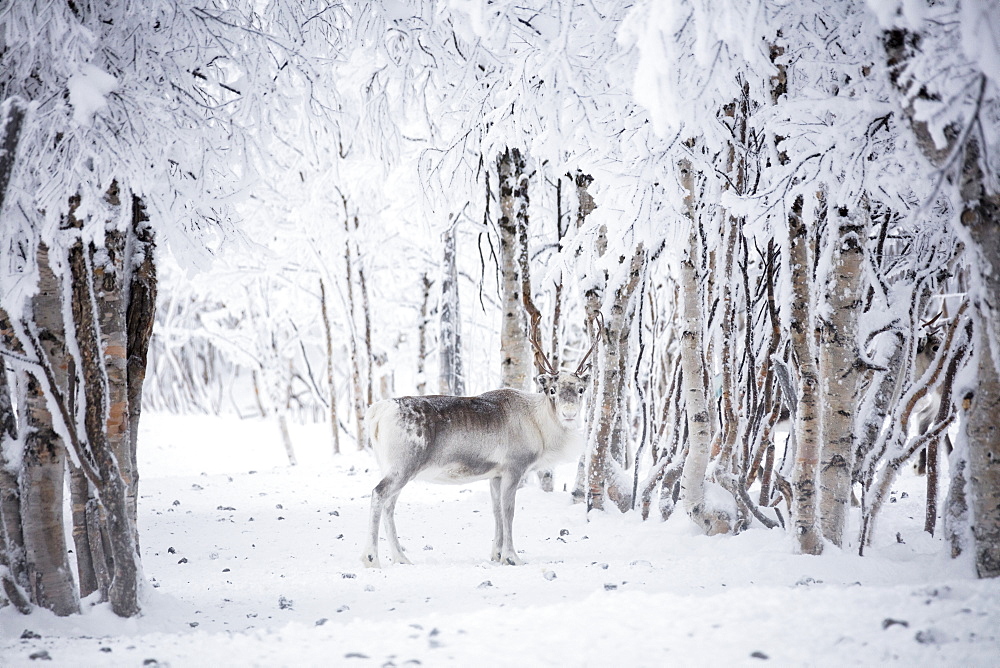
top-left (498, 470), bottom-right (526, 565)
top-left (489, 476), bottom-right (504, 562)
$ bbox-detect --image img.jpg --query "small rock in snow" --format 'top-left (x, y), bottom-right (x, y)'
top-left (191, 484), bottom-right (203, 491)
top-left (344, 653), bottom-right (368, 659)
top-left (559, 528), bottom-right (570, 536)
top-left (21, 629), bottom-right (41, 639)
top-left (423, 545), bottom-right (433, 550)
top-left (167, 547), bottom-right (176, 554)
top-left (750, 651), bottom-right (769, 660)
top-left (29, 651), bottom-right (52, 661)
top-left (177, 557), bottom-right (188, 564)
top-left (329, 510), bottom-right (340, 516)
top-left (477, 580), bottom-right (493, 589)
top-left (216, 506), bottom-right (236, 511)
top-left (341, 572), bottom-right (356, 579)
top-left (188, 622), bottom-right (198, 628)
top-left (882, 618), bottom-right (910, 629)
top-left (278, 596), bottom-right (294, 610)
top-left (100, 647), bottom-right (112, 653)
top-left (795, 577), bottom-right (821, 586)
top-left (543, 570), bottom-right (557, 581)
top-left (172, 500), bottom-right (180, 506)
top-left (315, 618), bottom-right (328, 626)
top-left (915, 628), bottom-right (947, 644)
top-left (604, 583), bottom-right (618, 591)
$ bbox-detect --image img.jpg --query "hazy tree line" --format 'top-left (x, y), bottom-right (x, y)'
top-left (1, 0), bottom-right (998, 619)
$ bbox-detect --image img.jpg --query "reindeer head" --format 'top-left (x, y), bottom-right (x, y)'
top-left (529, 312), bottom-right (601, 423)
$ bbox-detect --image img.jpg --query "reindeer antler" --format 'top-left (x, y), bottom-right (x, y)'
top-left (574, 311), bottom-right (603, 376)
top-left (528, 310), bottom-right (557, 375)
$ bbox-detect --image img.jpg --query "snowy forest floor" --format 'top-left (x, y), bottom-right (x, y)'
top-left (2, 413), bottom-right (999, 667)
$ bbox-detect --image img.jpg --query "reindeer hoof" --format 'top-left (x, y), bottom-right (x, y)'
top-left (361, 552), bottom-right (381, 569)
top-left (393, 554), bottom-right (412, 566)
top-left (502, 553), bottom-right (525, 566)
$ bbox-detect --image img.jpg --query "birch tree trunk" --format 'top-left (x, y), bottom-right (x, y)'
top-left (343, 214), bottom-right (366, 448)
top-left (817, 203), bottom-right (869, 547)
top-left (788, 195), bottom-right (824, 555)
top-left (961, 190), bottom-right (1000, 577)
top-left (20, 242), bottom-right (79, 616)
top-left (0, 316), bottom-right (31, 613)
top-left (588, 245), bottom-right (645, 512)
top-left (677, 160), bottom-right (732, 535)
top-left (439, 221), bottom-right (464, 396)
top-left (497, 148), bottom-right (530, 391)
top-left (416, 273), bottom-right (432, 396)
top-left (572, 172), bottom-right (602, 503)
top-left (94, 185), bottom-right (135, 532)
top-left (319, 279), bottom-right (340, 454)
top-left (125, 196), bottom-right (157, 490)
top-left (67, 229), bottom-right (140, 617)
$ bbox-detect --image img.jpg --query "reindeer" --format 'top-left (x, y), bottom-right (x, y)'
top-left (361, 313), bottom-right (599, 568)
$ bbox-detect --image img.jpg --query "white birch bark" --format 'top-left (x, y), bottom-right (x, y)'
top-left (788, 195), bottom-right (823, 555)
top-left (439, 221), bottom-right (464, 395)
top-left (497, 148), bottom-right (530, 391)
top-left (677, 160), bottom-right (732, 535)
top-left (817, 203), bottom-right (869, 547)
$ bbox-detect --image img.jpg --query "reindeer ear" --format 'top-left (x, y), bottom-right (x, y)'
top-left (535, 373), bottom-right (554, 390)
top-left (576, 371), bottom-right (591, 385)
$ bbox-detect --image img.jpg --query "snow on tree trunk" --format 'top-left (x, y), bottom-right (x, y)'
top-left (66, 226), bottom-right (140, 617)
top-left (817, 203), bottom-right (869, 548)
top-left (572, 172), bottom-right (602, 504)
top-left (884, 29), bottom-right (1000, 575)
top-left (125, 197), bottom-right (156, 492)
top-left (962, 200), bottom-right (1000, 577)
top-left (20, 242), bottom-right (79, 616)
top-left (439, 221), bottom-right (464, 396)
top-left (588, 245), bottom-right (645, 512)
top-left (0, 315), bottom-right (30, 613)
top-left (677, 159), bottom-right (733, 536)
top-left (93, 184), bottom-right (136, 534)
top-left (788, 195), bottom-right (823, 556)
top-left (497, 148), bottom-right (531, 391)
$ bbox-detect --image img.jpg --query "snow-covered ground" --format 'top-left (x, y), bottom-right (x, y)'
top-left (2, 413), bottom-right (999, 666)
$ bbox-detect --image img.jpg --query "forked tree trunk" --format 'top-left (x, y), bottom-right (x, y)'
top-left (817, 203), bottom-right (869, 547)
top-left (67, 230), bottom-right (140, 618)
top-left (588, 245), bottom-right (645, 512)
top-left (788, 195), bottom-right (823, 555)
top-left (497, 148), bottom-right (531, 391)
